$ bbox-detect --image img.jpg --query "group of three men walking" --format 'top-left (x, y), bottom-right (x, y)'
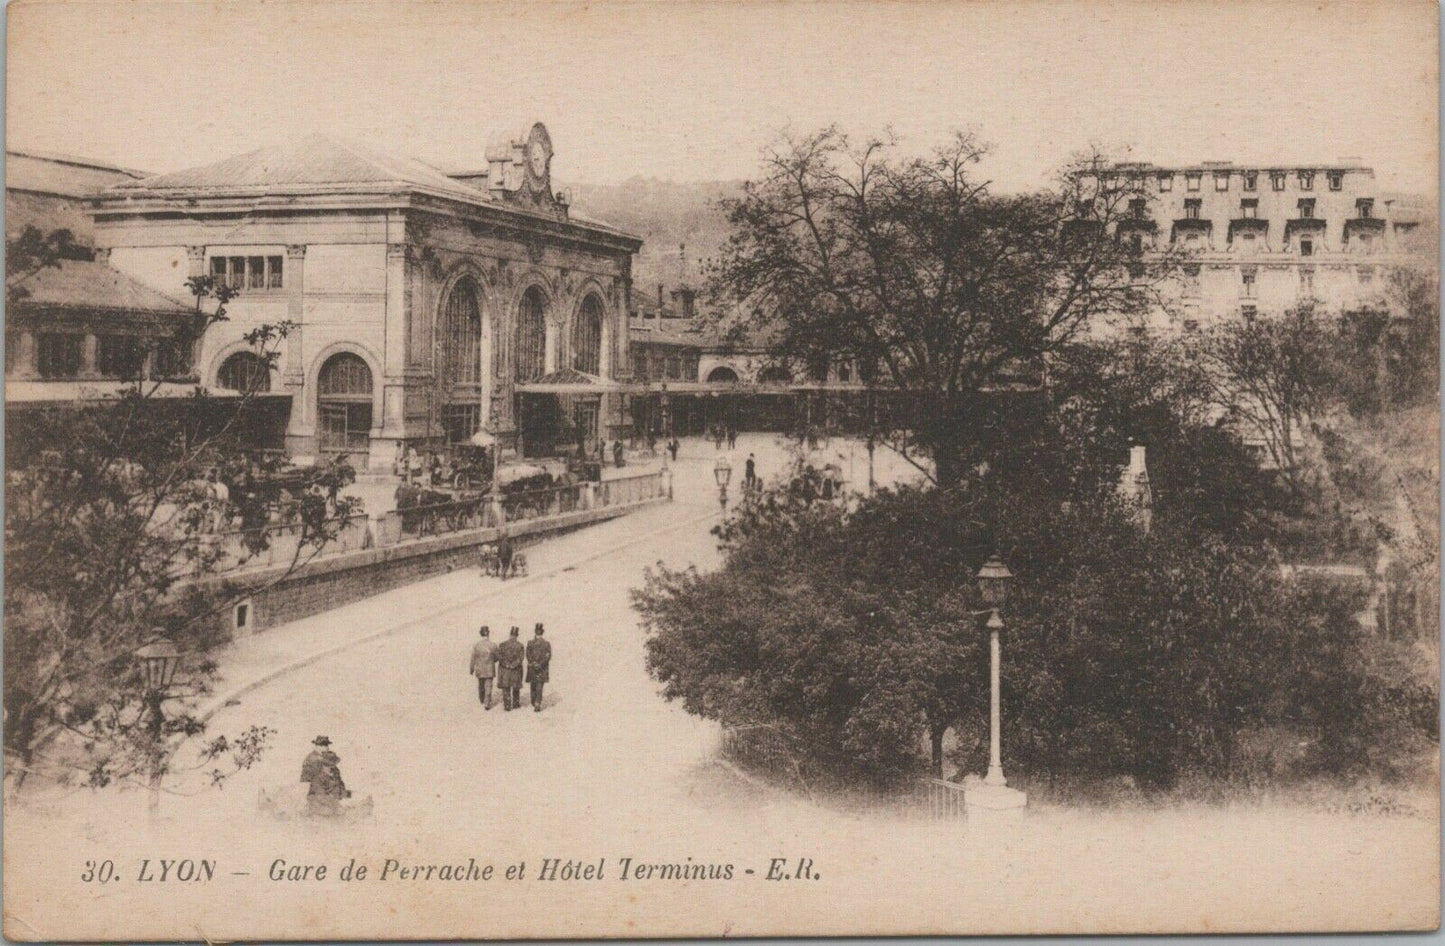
top-left (470, 624), bottom-right (551, 712)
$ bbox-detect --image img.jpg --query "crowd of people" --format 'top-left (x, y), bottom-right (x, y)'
top-left (470, 624), bottom-right (553, 712)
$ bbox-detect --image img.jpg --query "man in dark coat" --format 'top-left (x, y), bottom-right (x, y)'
top-left (744, 454), bottom-right (756, 490)
top-left (612, 439), bottom-right (625, 468)
top-left (526, 623), bottom-right (553, 712)
top-left (495, 627), bottom-right (525, 711)
top-left (497, 529), bottom-right (514, 580)
top-left (300, 736), bottom-right (349, 817)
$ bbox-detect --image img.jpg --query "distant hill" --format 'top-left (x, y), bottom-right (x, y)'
top-left (568, 177), bottom-right (741, 298)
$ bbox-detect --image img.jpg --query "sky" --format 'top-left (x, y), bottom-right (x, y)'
top-left (6, 0), bottom-right (1439, 195)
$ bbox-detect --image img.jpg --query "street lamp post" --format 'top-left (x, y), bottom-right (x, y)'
top-left (975, 554), bottom-right (1014, 786)
top-left (134, 638), bottom-right (184, 815)
top-left (713, 456), bottom-right (732, 515)
top-left (966, 554), bottom-right (1027, 817)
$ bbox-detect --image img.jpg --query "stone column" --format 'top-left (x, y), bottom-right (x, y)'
top-left (282, 245), bottom-right (307, 383)
top-left (185, 247), bottom-right (207, 377)
top-left (376, 242), bottom-right (416, 467)
top-left (282, 245), bottom-right (315, 457)
top-left (544, 321), bottom-right (559, 374)
top-left (80, 334), bottom-right (100, 380)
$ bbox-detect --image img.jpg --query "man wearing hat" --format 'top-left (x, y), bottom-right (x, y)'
top-left (469, 625), bottom-right (497, 710)
top-left (494, 626), bottom-right (526, 711)
top-left (526, 623), bottom-right (552, 712)
top-left (300, 736), bottom-right (349, 817)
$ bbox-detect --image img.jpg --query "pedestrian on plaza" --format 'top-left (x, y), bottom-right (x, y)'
top-left (745, 453), bottom-right (756, 490)
top-left (612, 439), bottom-right (624, 468)
top-left (497, 528), bottom-right (514, 580)
top-left (727, 425), bottom-right (737, 449)
top-left (469, 625), bottom-right (497, 710)
top-left (526, 622), bottom-right (552, 712)
top-left (668, 437), bottom-right (680, 462)
top-left (495, 626), bottom-right (526, 711)
top-left (300, 736), bottom-right (350, 817)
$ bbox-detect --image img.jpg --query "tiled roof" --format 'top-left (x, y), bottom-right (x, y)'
top-left (8, 259), bottom-right (193, 317)
top-left (110, 134), bottom-right (488, 204)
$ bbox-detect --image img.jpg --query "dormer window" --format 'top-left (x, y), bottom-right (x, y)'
top-left (1271, 172), bottom-right (1286, 191)
top-left (1243, 172), bottom-right (1258, 191)
top-left (1328, 171), bottom-right (1344, 191)
top-left (1298, 171), bottom-right (1314, 191)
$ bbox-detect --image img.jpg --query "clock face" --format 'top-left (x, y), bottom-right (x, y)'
top-left (528, 139), bottom-right (548, 179)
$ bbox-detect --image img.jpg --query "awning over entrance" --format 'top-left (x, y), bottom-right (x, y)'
top-left (515, 368), bottom-right (621, 394)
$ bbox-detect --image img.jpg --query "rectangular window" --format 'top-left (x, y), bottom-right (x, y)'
top-left (666, 355), bottom-right (682, 380)
top-left (1271, 172), bottom-right (1286, 191)
top-left (1328, 171), bottom-right (1344, 191)
top-left (37, 333), bottom-right (83, 379)
top-left (1241, 304), bottom-right (1258, 322)
top-left (1186, 172), bottom-right (1201, 192)
top-left (1300, 267), bottom-right (1315, 294)
top-left (268, 256), bottom-right (284, 288)
top-left (1128, 197), bottom-right (1147, 217)
top-left (1357, 198), bottom-right (1374, 219)
top-left (1158, 173), bottom-right (1173, 192)
top-left (154, 338), bottom-right (192, 379)
top-left (1214, 173), bottom-right (1229, 191)
top-left (1299, 238), bottom-right (1314, 257)
top-left (97, 335), bottom-right (146, 379)
top-left (1298, 171), bottom-right (1314, 191)
top-left (1298, 199), bottom-right (1316, 219)
top-left (1243, 172), bottom-right (1258, 191)
top-left (210, 255), bottom-right (227, 286)
top-left (1184, 198), bottom-right (1201, 220)
top-left (1241, 269), bottom-right (1257, 298)
top-left (1241, 198), bottom-right (1258, 219)
top-left (246, 256), bottom-right (265, 290)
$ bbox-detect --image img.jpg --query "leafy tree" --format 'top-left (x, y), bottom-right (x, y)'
top-left (709, 128), bottom-right (1178, 485)
top-left (4, 236), bottom-right (360, 798)
top-left (1189, 305), bottom-right (1337, 492)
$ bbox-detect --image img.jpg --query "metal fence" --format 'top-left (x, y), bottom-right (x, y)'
top-left (916, 777), bottom-right (968, 822)
top-left (720, 723), bottom-right (815, 791)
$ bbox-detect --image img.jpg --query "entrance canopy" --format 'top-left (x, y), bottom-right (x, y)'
top-left (515, 367), bottom-right (621, 394)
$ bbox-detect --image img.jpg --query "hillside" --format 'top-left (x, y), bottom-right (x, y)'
top-left (569, 177), bottom-right (740, 297)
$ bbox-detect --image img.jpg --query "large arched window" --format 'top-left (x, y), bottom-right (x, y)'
top-left (706, 366), bottom-right (739, 383)
top-left (317, 352), bottom-right (373, 455)
top-left (515, 286), bottom-right (547, 383)
top-left (572, 294), bottom-right (604, 375)
top-left (217, 351), bottom-right (272, 393)
top-left (440, 277), bottom-right (483, 386)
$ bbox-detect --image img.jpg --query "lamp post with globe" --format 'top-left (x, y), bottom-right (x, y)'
top-left (967, 554), bottom-right (1028, 817)
top-left (134, 638), bottom-right (184, 814)
top-left (713, 456), bottom-right (732, 516)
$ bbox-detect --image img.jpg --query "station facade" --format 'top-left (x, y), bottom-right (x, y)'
top-left (92, 124), bottom-right (642, 468)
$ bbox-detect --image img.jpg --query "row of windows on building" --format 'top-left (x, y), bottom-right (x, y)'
top-left (1155, 169), bottom-right (1350, 193)
top-left (7, 331), bottom-right (192, 381)
top-left (1168, 197), bottom-right (1374, 220)
top-left (1179, 264), bottom-right (1380, 297)
top-left (210, 254), bottom-right (285, 290)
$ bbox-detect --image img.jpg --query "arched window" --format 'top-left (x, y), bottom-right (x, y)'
top-left (317, 352), bottom-right (373, 455)
top-left (515, 286), bottom-right (547, 383)
top-left (440, 277), bottom-right (482, 386)
top-left (706, 366), bottom-right (740, 383)
top-left (757, 365), bottom-right (792, 385)
top-left (572, 294), bottom-right (604, 375)
top-left (217, 351), bottom-right (271, 393)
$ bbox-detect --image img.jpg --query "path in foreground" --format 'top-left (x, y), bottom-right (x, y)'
top-left (4, 436), bottom-right (1436, 938)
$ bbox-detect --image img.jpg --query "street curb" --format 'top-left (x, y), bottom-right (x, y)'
top-left (186, 504), bottom-right (721, 733)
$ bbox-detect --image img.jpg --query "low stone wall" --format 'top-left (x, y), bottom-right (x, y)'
top-left (203, 496), bottom-right (667, 635)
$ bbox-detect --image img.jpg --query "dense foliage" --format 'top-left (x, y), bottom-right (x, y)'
top-left (636, 342), bottom-right (1436, 791)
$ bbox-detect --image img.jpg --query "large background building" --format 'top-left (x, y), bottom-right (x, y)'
top-left (91, 123), bottom-right (641, 467)
top-left (1106, 159), bottom-right (1430, 332)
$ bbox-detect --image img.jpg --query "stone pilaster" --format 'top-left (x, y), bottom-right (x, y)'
top-left (283, 245), bottom-right (307, 383)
